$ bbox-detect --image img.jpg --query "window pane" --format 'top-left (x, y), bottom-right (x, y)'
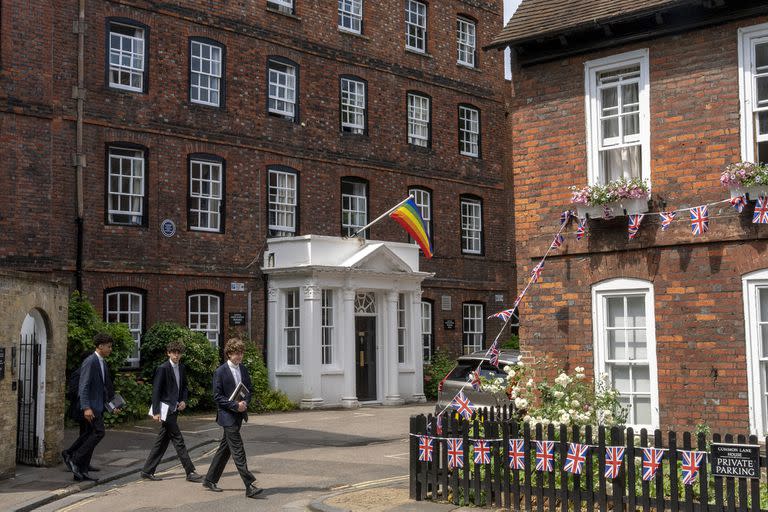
top-left (626, 296), bottom-right (645, 327)
top-left (612, 365), bottom-right (631, 393)
top-left (608, 329), bottom-right (626, 360)
top-left (633, 396), bottom-right (652, 425)
top-left (606, 297), bottom-right (624, 327)
top-left (628, 329), bottom-right (647, 360)
top-left (757, 42), bottom-right (768, 69)
top-left (634, 365), bottom-right (650, 393)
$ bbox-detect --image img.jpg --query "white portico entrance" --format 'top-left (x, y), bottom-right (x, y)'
top-left (262, 235), bottom-right (432, 408)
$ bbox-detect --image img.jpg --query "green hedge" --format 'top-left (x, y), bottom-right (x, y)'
top-left (423, 351), bottom-right (456, 401)
top-left (241, 340), bottom-right (297, 412)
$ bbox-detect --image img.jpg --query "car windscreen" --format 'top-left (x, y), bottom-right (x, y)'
top-left (446, 361), bottom-right (505, 382)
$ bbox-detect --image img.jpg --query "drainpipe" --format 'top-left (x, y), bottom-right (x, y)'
top-left (73, 0), bottom-right (86, 291)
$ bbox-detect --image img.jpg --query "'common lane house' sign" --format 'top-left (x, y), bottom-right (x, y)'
top-left (710, 443), bottom-right (760, 479)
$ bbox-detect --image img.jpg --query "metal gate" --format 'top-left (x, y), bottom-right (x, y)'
top-left (16, 332), bottom-right (40, 465)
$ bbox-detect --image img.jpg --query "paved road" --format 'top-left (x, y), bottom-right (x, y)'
top-left (34, 404), bottom-right (432, 511)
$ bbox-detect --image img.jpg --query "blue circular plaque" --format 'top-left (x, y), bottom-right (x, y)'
top-left (161, 219), bottom-right (176, 237)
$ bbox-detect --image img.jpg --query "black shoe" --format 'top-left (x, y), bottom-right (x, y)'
top-left (140, 471), bottom-right (162, 481)
top-left (72, 464), bottom-right (96, 482)
top-left (186, 471), bottom-right (203, 482)
top-left (203, 480), bottom-right (223, 492)
top-left (61, 451), bottom-right (73, 472)
top-left (87, 465), bottom-right (100, 472)
top-left (246, 484), bottom-right (264, 498)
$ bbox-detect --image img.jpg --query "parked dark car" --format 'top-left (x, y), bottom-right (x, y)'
top-left (435, 349), bottom-right (521, 416)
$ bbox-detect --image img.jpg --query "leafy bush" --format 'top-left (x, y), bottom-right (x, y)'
top-left (241, 339), bottom-right (296, 412)
top-left (139, 322), bottom-right (219, 410)
top-left (500, 334), bottom-right (519, 350)
top-left (103, 372), bottom-right (152, 426)
top-left (423, 351), bottom-right (456, 401)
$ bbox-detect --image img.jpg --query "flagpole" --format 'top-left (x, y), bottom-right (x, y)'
top-left (350, 194), bottom-right (414, 238)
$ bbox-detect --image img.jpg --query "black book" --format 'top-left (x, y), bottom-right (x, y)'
top-left (228, 382), bottom-right (249, 402)
top-left (106, 393), bottom-right (126, 413)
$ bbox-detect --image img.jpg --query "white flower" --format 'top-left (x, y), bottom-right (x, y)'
top-left (514, 397), bottom-right (528, 409)
top-left (575, 372), bottom-right (586, 380)
top-left (526, 378), bottom-right (534, 387)
top-left (523, 415), bottom-right (532, 423)
top-left (571, 400), bottom-right (580, 408)
top-left (553, 390), bottom-right (564, 399)
top-left (508, 369), bottom-right (516, 378)
top-left (552, 421), bottom-right (560, 428)
top-left (575, 366), bottom-right (584, 373)
top-left (560, 412), bottom-right (571, 424)
top-left (542, 418), bottom-right (550, 426)
top-left (517, 361), bottom-right (524, 367)
top-left (554, 372), bottom-right (571, 386)
top-left (503, 365), bottom-right (511, 373)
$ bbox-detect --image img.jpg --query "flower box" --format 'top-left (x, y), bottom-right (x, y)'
top-left (619, 197), bottom-right (649, 215)
top-left (730, 185), bottom-right (768, 200)
top-left (571, 177), bottom-right (650, 219)
top-left (574, 204), bottom-right (606, 219)
top-left (575, 198), bottom-right (648, 219)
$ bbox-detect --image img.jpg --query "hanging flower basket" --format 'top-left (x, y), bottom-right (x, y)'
top-left (722, 162), bottom-right (768, 199)
top-left (570, 177), bottom-right (650, 219)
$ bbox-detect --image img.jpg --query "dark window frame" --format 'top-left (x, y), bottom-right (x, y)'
top-left (459, 193), bottom-right (484, 256)
top-left (188, 36), bottom-right (226, 109)
top-left (104, 142), bottom-right (149, 227)
top-left (457, 102), bottom-right (481, 158)
top-left (103, 286), bottom-right (147, 368)
top-left (405, 90), bottom-right (432, 148)
top-left (105, 17), bottom-right (150, 94)
top-left (339, 75), bottom-right (369, 136)
top-left (340, 176), bottom-right (370, 238)
top-left (456, 14), bottom-right (478, 68)
top-left (186, 289), bottom-right (225, 355)
top-left (187, 153), bottom-right (226, 234)
top-left (267, 165), bottom-right (300, 238)
top-left (462, 300), bottom-right (486, 353)
top-left (266, 55), bottom-right (300, 123)
top-left (407, 185), bottom-right (434, 252)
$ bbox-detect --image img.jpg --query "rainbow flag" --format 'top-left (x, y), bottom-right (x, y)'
top-left (389, 198), bottom-right (433, 258)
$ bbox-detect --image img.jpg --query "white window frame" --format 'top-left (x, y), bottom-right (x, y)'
top-left (268, 59), bottom-right (297, 120)
top-left (405, 0), bottom-right (427, 53)
top-left (585, 49), bottom-right (650, 186)
top-left (407, 92), bottom-right (430, 147)
top-left (189, 158), bottom-right (223, 232)
top-left (739, 23), bottom-right (768, 163)
top-left (457, 17), bottom-right (476, 67)
top-left (338, 0), bottom-right (363, 34)
top-left (268, 0), bottom-right (294, 14)
top-left (108, 23), bottom-right (145, 92)
top-left (421, 300), bottom-right (433, 364)
top-left (463, 303), bottom-right (483, 354)
top-left (284, 289), bottom-right (301, 367)
top-left (321, 289), bottom-right (335, 366)
top-left (105, 291), bottom-right (143, 367)
top-left (190, 40), bottom-right (222, 107)
top-left (341, 179), bottom-right (368, 237)
top-left (741, 268), bottom-right (768, 435)
top-left (409, 187), bottom-right (431, 238)
top-left (460, 197), bottom-right (482, 255)
top-left (459, 105), bottom-right (480, 157)
top-left (108, 147), bottom-right (145, 225)
top-left (268, 168), bottom-right (297, 237)
top-left (340, 77), bottom-right (366, 134)
top-left (592, 278), bottom-right (659, 430)
top-left (188, 293), bottom-right (221, 348)
top-left (397, 293), bottom-right (407, 365)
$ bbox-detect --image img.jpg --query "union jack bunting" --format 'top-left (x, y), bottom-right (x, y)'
top-left (754, 195), bottom-right (768, 224)
top-left (469, 370), bottom-right (482, 391)
top-left (418, 436), bottom-right (434, 462)
top-left (602, 205), bottom-right (615, 220)
top-left (446, 438), bottom-right (464, 469)
top-left (604, 446), bottom-right (625, 479)
top-left (681, 450), bottom-right (705, 485)
top-left (731, 195), bottom-right (747, 213)
top-left (451, 391), bottom-right (474, 420)
top-left (492, 307), bottom-right (515, 322)
top-left (641, 447), bottom-right (664, 481)
top-left (508, 439), bottom-right (526, 470)
top-left (551, 234), bottom-right (565, 249)
top-left (659, 211), bottom-right (677, 231)
top-left (531, 262), bottom-right (544, 283)
top-left (560, 210), bottom-right (572, 227)
top-left (535, 440), bottom-right (555, 472)
top-left (489, 343), bottom-right (500, 367)
top-left (628, 214), bottom-right (644, 240)
top-left (435, 413), bottom-right (443, 435)
top-left (690, 206), bottom-right (709, 236)
top-left (473, 440), bottom-right (492, 464)
top-left (564, 443), bottom-right (589, 474)
top-left (576, 217), bottom-right (588, 240)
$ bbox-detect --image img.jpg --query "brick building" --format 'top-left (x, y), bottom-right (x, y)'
top-left (490, 0), bottom-right (768, 433)
top-left (0, 0), bottom-right (510, 471)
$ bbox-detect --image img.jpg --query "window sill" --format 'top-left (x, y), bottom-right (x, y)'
top-left (340, 131), bottom-right (368, 137)
top-left (338, 28), bottom-right (369, 40)
top-left (321, 368), bottom-right (344, 375)
top-left (407, 143), bottom-right (432, 153)
top-left (398, 366), bottom-right (416, 374)
top-left (461, 252), bottom-right (484, 258)
top-left (457, 62), bottom-right (480, 72)
top-left (405, 48), bottom-right (432, 58)
top-left (189, 228), bottom-right (224, 234)
top-left (266, 6), bottom-right (301, 20)
top-left (188, 100), bottom-right (224, 110)
top-left (275, 370), bottom-right (302, 376)
top-left (460, 152), bottom-right (481, 159)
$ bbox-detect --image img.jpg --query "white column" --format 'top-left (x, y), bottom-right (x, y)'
top-left (384, 291), bottom-right (404, 405)
top-left (266, 286), bottom-right (279, 388)
top-left (411, 291), bottom-right (426, 402)
top-left (300, 283), bottom-right (324, 409)
top-left (341, 288), bottom-right (359, 408)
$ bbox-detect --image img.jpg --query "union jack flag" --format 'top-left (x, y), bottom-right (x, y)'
top-left (564, 443), bottom-right (589, 474)
top-left (473, 440), bottom-right (491, 464)
top-left (489, 343), bottom-right (500, 367)
top-left (660, 211), bottom-right (677, 231)
top-left (535, 440), bottom-right (555, 472)
top-left (551, 234), bottom-right (565, 249)
top-left (602, 205), bottom-right (615, 220)
top-left (446, 438), bottom-right (464, 469)
top-left (560, 210), bottom-right (572, 227)
top-left (680, 450), bottom-right (704, 485)
top-left (754, 195), bottom-right (768, 223)
top-left (418, 436), bottom-right (434, 462)
top-left (576, 217), bottom-right (588, 240)
top-left (469, 370), bottom-right (482, 391)
top-left (492, 307), bottom-right (515, 322)
top-left (628, 214), bottom-right (644, 240)
top-left (604, 446), bottom-right (625, 479)
top-left (531, 262), bottom-right (544, 283)
top-left (690, 206), bottom-right (709, 236)
top-left (508, 439), bottom-right (526, 470)
top-left (435, 413), bottom-right (443, 435)
top-left (731, 195), bottom-right (747, 213)
top-left (641, 447), bottom-right (664, 481)
top-left (451, 391), bottom-right (474, 420)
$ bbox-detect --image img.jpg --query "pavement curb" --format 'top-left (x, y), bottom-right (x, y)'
top-left (12, 438), bottom-right (218, 512)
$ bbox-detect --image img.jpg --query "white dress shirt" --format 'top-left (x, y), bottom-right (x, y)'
top-left (227, 360), bottom-right (242, 387)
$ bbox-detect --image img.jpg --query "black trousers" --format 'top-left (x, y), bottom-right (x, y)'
top-left (142, 413), bottom-right (195, 475)
top-left (68, 413), bottom-right (105, 469)
top-left (204, 421), bottom-right (255, 487)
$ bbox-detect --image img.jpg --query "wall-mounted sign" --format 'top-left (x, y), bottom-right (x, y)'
top-left (441, 295), bottom-right (452, 311)
top-left (443, 319), bottom-right (456, 330)
top-left (229, 312), bottom-right (246, 326)
top-left (231, 282), bottom-right (245, 292)
top-left (160, 219), bottom-right (176, 237)
top-left (710, 443), bottom-right (760, 479)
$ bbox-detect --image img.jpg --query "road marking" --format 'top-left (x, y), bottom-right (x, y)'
top-left (384, 452), bottom-right (410, 459)
top-left (330, 474), bottom-right (408, 491)
top-left (275, 419), bottom-right (299, 424)
top-left (180, 427), bottom-right (221, 434)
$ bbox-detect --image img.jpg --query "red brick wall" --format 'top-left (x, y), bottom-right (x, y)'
top-left (510, 17), bottom-right (768, 432)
